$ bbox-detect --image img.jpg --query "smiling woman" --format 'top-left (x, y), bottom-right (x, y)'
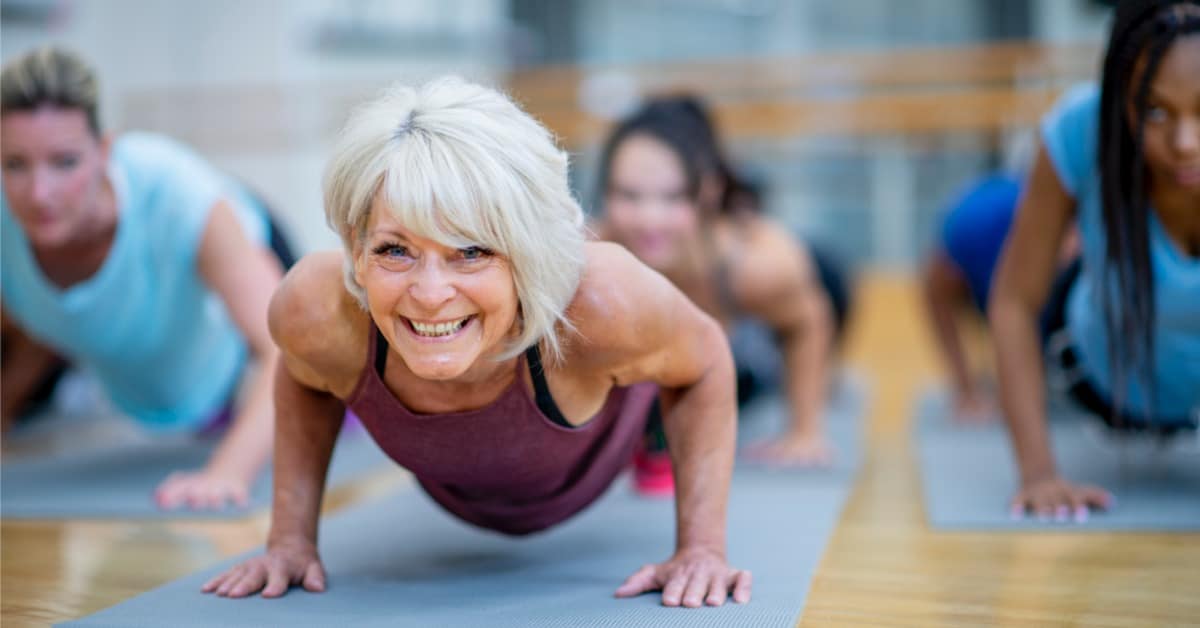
top-left (202, 77), bottom-right (752, 609)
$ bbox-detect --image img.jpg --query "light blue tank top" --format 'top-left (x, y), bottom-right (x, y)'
top-left (1041, 84), bottom-right (1200, 420)
top-left (1, 133), bottom-right (270, 431)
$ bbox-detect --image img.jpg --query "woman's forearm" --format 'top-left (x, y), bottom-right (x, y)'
top-left (923, 263), bottom-right (975, 397)
top-left (1, 331), bottom-right (64, 427)
top-left (989, 298), bottom-right (1056, 483)
top-left (205, 349), bottom-right (279, 481)
top-left (780, 295), bottom-right (834, 438)
top-left (661, 323), bottom-right (737, 553)
top-left (266, 360), bottom-right (344, 547)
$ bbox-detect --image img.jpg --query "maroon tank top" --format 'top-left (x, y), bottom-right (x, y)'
top-left (345, 322), bottom-right (658, 536)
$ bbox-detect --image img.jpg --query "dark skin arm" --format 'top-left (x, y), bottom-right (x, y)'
top-left (922, 251), bottom-right (994, 422)
top-left (1, 308), bottom-right (65, 431)
top-left (989, 142), bottom-right (1112, 521)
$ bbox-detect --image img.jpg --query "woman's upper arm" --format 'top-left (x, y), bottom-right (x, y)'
top-left (990, 141), bottom-right (1076, 313)
top-left (196, 200), bottom-right (283, 352)
top-left (733, 226), bottom-right (824, 333)
top-left (266, 252), bottom-right (363, 396)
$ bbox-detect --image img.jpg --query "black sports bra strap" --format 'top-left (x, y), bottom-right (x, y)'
top-left (374, 324), bottom-right (388, 377)
top-left (525, 343), bottom-right (574, 428)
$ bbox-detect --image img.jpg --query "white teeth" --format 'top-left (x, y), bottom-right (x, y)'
top-left (410, 317), bottom-right (469, 337)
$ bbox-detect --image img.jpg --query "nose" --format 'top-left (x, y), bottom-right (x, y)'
top-left (31, 167), bottom-right (54, 207)
top-left (1173, 116), bottom-right (1200, 158)
top-left (408, 258), bottom-right (457, 310)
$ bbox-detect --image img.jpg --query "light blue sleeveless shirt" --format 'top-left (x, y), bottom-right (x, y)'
top-left (1041, 84), bottom-right (1200, 420)
top-left (1, 133), bottom-right (270, 431)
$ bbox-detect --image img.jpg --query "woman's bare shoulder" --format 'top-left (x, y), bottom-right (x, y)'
top-left (561, 241), bottom-right (691, 367)
top-left (268, 251), bottom-right (369, 394)
top-left (556, 244), bottom-right (652, 357)
top-left (729, 216), bottom-right (817, 310)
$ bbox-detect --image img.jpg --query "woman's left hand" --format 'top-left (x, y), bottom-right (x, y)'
top-left (746, 431), bottom-right (835, 467)
top-left (154, 467), bottom-right (252, 510)
top-left (614, 546), bottom-right (752, 607)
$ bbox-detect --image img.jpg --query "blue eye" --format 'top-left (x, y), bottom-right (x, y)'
top-left (372, 243), bottom-right (409, 258)
top-left (1146, 106), bottom-right (1169, 124)
top-left (460, 246), bottom-right (492, 260)
top-left (51, 154), bottom-right (79, 170)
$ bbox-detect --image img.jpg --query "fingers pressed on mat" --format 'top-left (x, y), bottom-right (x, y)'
top-left (705, 574), bottom-right (729, 607)
top-left (660, 573), bottom-right (688, 607)
top-left (262, 567), bottom-right (290, 598)
top-left (302, 562), bottom-right (326, 592)
top-left (614, 564), bottom-right (657, 597)
top-left (230, 568), bottom-right (266, 598)
top-left (732, 569), bottom-right (753, 603)
top-left (214, 565), bottom-right (245, 596)
top-left (681, 571), bottom-right (710, 608)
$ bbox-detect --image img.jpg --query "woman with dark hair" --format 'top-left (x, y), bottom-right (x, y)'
top-left (990, 0), bottom-right (1199, 521)
top-left (596, 96), bottom-right (853, 475)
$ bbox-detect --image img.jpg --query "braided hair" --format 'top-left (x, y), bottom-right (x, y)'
top-left (1097, 0), bottom-right (1200, 418)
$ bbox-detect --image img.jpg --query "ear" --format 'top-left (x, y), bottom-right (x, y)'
top-left (98, 132), bottom-right (114, 166)
top-left (351, 236), bottom-right (367, 288)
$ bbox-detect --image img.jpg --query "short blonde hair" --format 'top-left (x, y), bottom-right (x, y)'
top-left (324, 77), bottom-right (585, 362)
top-left (1, 46), bottom-right (101, 135)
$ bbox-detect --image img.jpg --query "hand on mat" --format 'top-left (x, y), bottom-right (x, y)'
top-left (201, 540), bottom-right (326, 598)
top-left (744, 431), bottom-right (834, 467)
top-left (952, 390), bottom-right (997, 424)
top-left (614, 546), bottom-right (752, 607)
top-left (1010, 476), bottom-right (1113, 523)
top-left (154, 468), bottom-right (251, 511)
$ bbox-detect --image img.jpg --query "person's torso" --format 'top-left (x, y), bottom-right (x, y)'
top-left (345, 323), bottom-right (656, 535)
top-left (0, 133), bottom-right (270, 429)
top-left (1052, 88), bottom-right (1200, 418)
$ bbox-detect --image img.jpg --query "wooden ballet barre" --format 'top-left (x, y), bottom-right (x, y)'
top-left (506, 41), bottom-right (1100, 107)
top-left (526, 85), bottom-right (1069, 147)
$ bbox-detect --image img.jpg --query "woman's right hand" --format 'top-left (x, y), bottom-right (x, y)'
top-left (1010, 476), bottom-right (1112, 523)
top-left (201, 539), bottom-right (326, 598)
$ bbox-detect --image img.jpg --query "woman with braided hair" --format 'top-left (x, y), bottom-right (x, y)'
top-left (990, 0), bottom-right (1199, 522)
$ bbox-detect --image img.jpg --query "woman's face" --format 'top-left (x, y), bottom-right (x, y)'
top-left (1134, 34), bottom-right (1200, 193)
top-left (354, 198), bottom-right (520, 382)
top-left (1, 106), bottom-right (109, 248)
top-left (604, 133), bottom-right (700, 271)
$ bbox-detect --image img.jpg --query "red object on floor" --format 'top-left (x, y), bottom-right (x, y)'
top-left (633, 448), bottom-right (674, 497)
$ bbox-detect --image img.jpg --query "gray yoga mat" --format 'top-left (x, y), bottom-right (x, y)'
top-left (1, 428), bottom-right (392, 520)
top-left (61, 394), bottom-right (863, 627)
top-left (914, 389), bottom-right (1200, 531)
top-left (737, 369), bottom-right (867, 474)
